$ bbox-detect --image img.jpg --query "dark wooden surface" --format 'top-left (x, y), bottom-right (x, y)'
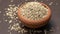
top-left (0, 0), bottom-right (60, 34)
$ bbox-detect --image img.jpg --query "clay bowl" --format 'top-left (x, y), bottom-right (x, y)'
top-left (17, 2), bottom-right (51, 28)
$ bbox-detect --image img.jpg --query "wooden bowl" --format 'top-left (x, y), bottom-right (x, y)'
top-left (17, 2), bottom-right (51, 28)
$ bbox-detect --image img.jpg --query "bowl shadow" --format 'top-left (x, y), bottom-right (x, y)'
top-left (19, 20), bottom-right (55, 34)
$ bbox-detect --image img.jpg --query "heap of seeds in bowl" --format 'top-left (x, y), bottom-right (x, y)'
top-left (20, 2), bottom-right (48, 20)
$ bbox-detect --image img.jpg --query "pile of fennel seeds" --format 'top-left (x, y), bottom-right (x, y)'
top-left (20, 2), bottom-right (48, 20)
top-left (4, 2), bottom-right (56, 34)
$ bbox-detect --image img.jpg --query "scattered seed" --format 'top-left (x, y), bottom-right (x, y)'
top-left (56, 26), bottom-right (60, 30)
top-left (11, 17), bottom-right (14, 19)
top-left (3, 14), bottom-right (6, 16)
top-left (49, 2), bottom-right (53, 5)
top-left (9, 5), bottom-right (12, 7)
top-left (18, 31), bottom-right (21, 33)
top-left (6, 13), bottom-right (9, 16)
top-left (10, 0), bottom-right (13, 2)
top-left (46, 0), bottom-right (49, 1)
top-left (24, 30), bottom-right (28, 33)
top-left (21, 29), bottom-right (24, 34)
top-left (8, 27), bottom-right (10, 29)
top-left (0, 11), bottom-right (1, 13)
top-left (25, 0), bottom-right (28, 1)
top-left (8, 30), bottom-right (10, 32)
top-left (49, 29), bottom-right (54, 32)
top-left (16, 17), bottom-right (18, 19)
top-left (10, 32), bottom-right (12, 34)
top-left (5, 4), bottom-right (25, 34)
top-left (55, 3), bottom-right (58, 5)
top-left (0, 21), bottom-right (1, 23)
top-left (44, 30), bottom-right (47, 34)
top-left (5, 19), bottom-right (8, 22)
top-left (34, 0), bottom-right (37, 2)
top-left (19, 21), bottom-right (22, 23)
top-left (10, 23), bottom-right (22, 31)
top-left (49, 27), bottom-right (55, 32)
top-left (21, 25), bottom-right (25, 27)
top-left (41, 1), bottom-right (43, 2)
top-left (9, 20), bottom-right (12, 23)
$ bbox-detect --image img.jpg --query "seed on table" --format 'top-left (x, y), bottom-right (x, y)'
top-left (9, 20), bottom-right (12, 23)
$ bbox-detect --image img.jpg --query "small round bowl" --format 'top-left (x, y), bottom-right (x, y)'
top-left (17, 2), bottom-right (51, 28)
